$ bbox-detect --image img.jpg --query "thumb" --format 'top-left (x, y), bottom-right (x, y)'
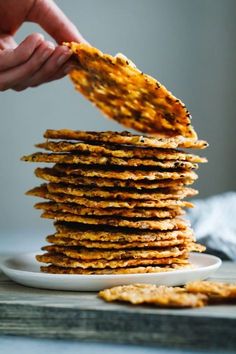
top-left (27, 0), bottom-right (87, 44)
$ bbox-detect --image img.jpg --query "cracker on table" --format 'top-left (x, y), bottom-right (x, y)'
top-left (99, 283), bottom-right (207, 307)
top-left (186, 281), bottom-right (236, 301)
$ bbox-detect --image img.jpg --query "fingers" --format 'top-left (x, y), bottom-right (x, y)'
top-left (27, 0), bottom-right (88, 44)
top-left (12, 45), bottom-right (72, 91)
top-left (0, 33), bottom-right (44, 71)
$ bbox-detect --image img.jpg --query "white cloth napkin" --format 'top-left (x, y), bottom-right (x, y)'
top-left (187, 192), bottom-right (236, 260)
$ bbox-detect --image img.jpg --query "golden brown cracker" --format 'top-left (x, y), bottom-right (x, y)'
top-left (186, 281), bottom-right (236, 301)
top-left (54, 164), bottom-right (198, 181)
top-left (65, 43), bottom-right (196, 139)
top-left (44, 129), bottom-right (208, 149)
top-left (99, 283), bottom-right (207, 307)
top-left (35, 167), bottom-right (195, 189)
top-left (21, 152), bottom-right (198, 169)
top-left (27, 185), bottom-right (194, 209)
top-left (54, 224), bottom-right (194, 242)
top-left (35, 201), bottom-right (184, 218)
top-left (36, 252), bottom-right (189, 269)
top-left (41, 210), bottom-right (189, 230)
top-left (42, 245), bottom-right (188, 261)
top-left (46, 183), bottom-right (198, 201)
top-left (40, 263), bottom-right (191, 275)
top-left (46, 235), bottom-right (191, 249)
top-left (36, 141), bottom-right (207, 163)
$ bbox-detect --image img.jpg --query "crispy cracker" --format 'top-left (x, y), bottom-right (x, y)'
top-left (21, 152), bottom-right (198, 169)
top-left (46, 183), bottom-right (198, 201)
top-left (54, 164), bottom-right (198, 181)
top-left (35, 202), bottom-right (184, 218)
top-left (186, 281), bottom-right (236, 301)
top-left (40, 263), bottom-right (191, 275)
top-left (54, 224), bottom-right (194, 242)
top-left (27, 185), bottom-right (194, 209)
top-left (65, 43), bottom-right (196, 139)
top-left (41, 210), bottom-right (189, 230)
top-left (35, 167), bottom-right (196, 189)
top-left (99, 283), bottom-right (207, 307)
top-left (42, 245), bottom-right (188, 261)
top-left (36, 141), bottom-right (207, 163)
top-left (44, 130), bottom-right (208, 149)
top-left (36, 252), bottom-right (189, 269)
top-left (46, 235), bottom-right (192, 249)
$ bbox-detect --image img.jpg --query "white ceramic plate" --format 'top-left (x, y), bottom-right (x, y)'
top-left (0, 252), bottom-right (221, 291)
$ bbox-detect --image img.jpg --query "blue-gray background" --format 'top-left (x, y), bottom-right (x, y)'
top-left (0, 0), bottom-right (236, 252)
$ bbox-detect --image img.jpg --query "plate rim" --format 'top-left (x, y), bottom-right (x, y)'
top-left (0, 252), bottom-right (222, 279)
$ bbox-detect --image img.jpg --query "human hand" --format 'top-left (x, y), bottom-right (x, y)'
top-left (0, 0), bottom-right (86, 91)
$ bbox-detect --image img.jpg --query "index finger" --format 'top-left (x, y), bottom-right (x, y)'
top-left (27, 0), bottom-right (88, 44)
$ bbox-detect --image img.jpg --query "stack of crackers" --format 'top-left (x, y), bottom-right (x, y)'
top-left (21, 43), bottom-right (208, 275)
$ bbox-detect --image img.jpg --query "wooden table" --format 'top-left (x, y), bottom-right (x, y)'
top-left (0, 259), bottom-right (235, 351)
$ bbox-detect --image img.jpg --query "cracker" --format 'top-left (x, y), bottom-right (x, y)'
top-left (41, 210), bottom-right (189, 230)
top-left (40, 264), bottom-right (191, 275)
top-left (35, 202), bottom-right (184, 218)
top-left (54, 224), bottom-right (194, 242)
top-left (65, 43), bottom-right (197, 139)
top-left (46, 183), bottom-right (198, 201)
top-left (42, 245), bottom-right (189, 261)
top-left (54, 164), bottom-right (198, 181)
top-left (36, 141), bottom-right (207, 163)
top-left (35, 167), bottom-right (195, 189)
top-left (21, 152), bottom-right (198, 169)
top-left (44, 129), bottom-right (208, 149)
top-left (46, 235), bottom-right (191, 248)
top-left (36, 252), bottom-right (189, 268)
top-left (99, 283), bottom-right (207, 307)
top-left (186, 281), bottom-right (236, 301)
top-left (27, 185), bottom-right (194, 209)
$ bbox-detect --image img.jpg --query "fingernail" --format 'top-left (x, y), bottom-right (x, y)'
top-left (57, 49), bottom-right (72, 66)
top-left (41, 47), bottom-right (53, 60)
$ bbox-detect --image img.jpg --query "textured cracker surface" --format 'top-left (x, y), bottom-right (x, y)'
top-left (99, 283), bottom-right (207, 307)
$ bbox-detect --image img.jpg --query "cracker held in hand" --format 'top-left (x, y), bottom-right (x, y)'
top-left (65, 43), bottom-right (197, 139)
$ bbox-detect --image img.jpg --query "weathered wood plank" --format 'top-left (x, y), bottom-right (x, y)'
top-left (0, 261), bottom-right (236, 350)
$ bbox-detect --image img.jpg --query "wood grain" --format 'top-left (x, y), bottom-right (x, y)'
top-left (0, 259), bottom-right (236, 350)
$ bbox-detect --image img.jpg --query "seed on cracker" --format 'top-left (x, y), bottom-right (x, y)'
top-left (99, 283), bottom-right (207, 307)
top-left (35, 167), bottom-right (196, 189)
top-left (35, 201), bottom-right (184, 218)
top-left (54, 164), bottom-right (198, 181)
top-left (186, 281), bottom-right (236, 301)
top-left (36, 252), bottom-right (189, 269)
top-left (40, 264), bottom-right (191, 275)
top-left (44, 129), bottom-right (208, 149)
top-left (64, 43), bottom-right (197, 139)
top-left (27, 185), bottom-right (194, 209)
top-left (36, 140), bottom-right (207, 163)
top-left (46, 235), bottom-right (192, 249)
top-left (40, 210), bottom-right (189, 230)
